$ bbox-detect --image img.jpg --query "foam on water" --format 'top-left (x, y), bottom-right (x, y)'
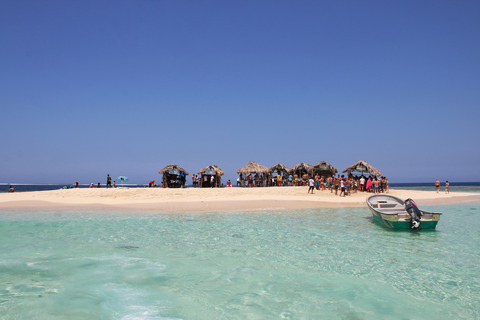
top-left (1, 202), bottom-right (479, 319)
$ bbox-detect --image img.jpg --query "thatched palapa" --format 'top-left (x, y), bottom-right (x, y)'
top-left (268, 163), bottom-right (290, 174)
top-left (342, 160), bottom-right (382, 177)
top-left (197, 165), bottom-right (224, 176)
top-left (289, 163), bottom-right (313, 174)
top-left (236, 161), bottom-right (269, 174)
top-left (236, 161), bottom-right (269, 187)
top-left (158, 164), bottom-right (189, 188)
top-left (197, 165), bottom-right (224, 188)
top-left (310, 161), bottom-right (338, 176)
top-left (158, 164), bottom-right (189, 175)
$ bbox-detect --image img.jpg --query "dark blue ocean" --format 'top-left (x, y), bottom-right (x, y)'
top-left (1, 182), bottom-right (480, 193)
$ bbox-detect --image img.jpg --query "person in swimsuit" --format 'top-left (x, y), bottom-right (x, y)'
top-left (445, 181), bottom-right (450, 194)
top-left (373, 178), bottom-right (380, 194)
top-left (435, 179), bottom-right (440, 193)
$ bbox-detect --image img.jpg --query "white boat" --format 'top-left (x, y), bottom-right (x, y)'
top-left (366, 195), bottom-right (442, 229)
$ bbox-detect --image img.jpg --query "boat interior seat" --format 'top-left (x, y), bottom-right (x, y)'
top-left (378, 203), bottom-right (399, 208)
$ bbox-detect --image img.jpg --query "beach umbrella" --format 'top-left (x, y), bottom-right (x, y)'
top-left (117, 176), bottom-right (128, 186)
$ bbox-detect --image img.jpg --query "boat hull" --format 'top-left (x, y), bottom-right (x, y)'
top-left (369, 207), bottom-right (440, 229)
top-left (366, 195), bottom-right (441, 230)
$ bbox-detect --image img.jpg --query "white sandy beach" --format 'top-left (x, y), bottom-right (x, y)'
top-left (1, 187), bottom-right (479, 212)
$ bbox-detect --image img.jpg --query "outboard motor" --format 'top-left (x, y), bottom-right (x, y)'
top-left (405, 198), bottom-right (422, 229)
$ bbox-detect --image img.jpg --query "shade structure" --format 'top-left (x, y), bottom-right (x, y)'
top-left (310, 161), bottom-right (338, 176)
top-left (116, 176), bottom-right (128, 186)
top-left (197, 165), bottom-right (224, 188)
top-left (158, 164), bottom-right (189, 176)
top-left (197, 165), bottom-right (225, 176)
top-left (268, 163), bottom-right (290, 174)
top-left (236, 161), bottom-right (269, 174)
top-left (342, 160), bottom-right (382, 177)
top-left (289, 163), bottom-right (313, 174)
top-left (158, 164), bottom-right (189, 188)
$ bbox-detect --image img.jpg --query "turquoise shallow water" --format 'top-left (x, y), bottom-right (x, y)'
top-left (1, 202), bottom-right (480, 319)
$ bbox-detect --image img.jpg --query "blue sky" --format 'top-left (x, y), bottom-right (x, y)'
top-left (1, 0), bottom-right (479, 184)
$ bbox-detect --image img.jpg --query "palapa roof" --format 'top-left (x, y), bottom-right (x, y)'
top-left (289, 163), bottom-right (313, 174)
top-left (268, 163), bottom-right (290, 174)
top-left (197, 165), bottom-right (225, 176)
top-left (342, 160), bottom-right (382, 176)
top-left (236, 161), bottom-right (269, 174)
top-left (311, 161), bottom-right (338, 174)
top-left (158, 164), bottom-right (189, 176)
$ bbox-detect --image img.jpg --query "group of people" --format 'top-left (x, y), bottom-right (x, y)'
top-left (435, 179), bottom-right (450, 194)
top-left (236, 173), bottom-right (269, 187)
top-left (86, 174), bottom-right (116, 188)
top-left (235, 171), bottom-right (389, 196)
top-left (236, 173), bottom-right (306, 187)
top-left (191, 174), bottom-right (221, 188)
top-left (306, 174), bottom-right (389, 196)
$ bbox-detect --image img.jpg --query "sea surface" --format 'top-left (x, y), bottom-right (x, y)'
top-left (1, 200), bottom-right (480, 319)
top-left (1, 182), bottom-right (480, 193)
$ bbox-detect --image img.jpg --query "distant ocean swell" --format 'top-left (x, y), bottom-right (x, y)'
top-left (1, 182), bottom-right (480, 193)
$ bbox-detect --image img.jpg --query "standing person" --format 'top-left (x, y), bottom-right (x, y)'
top-left (315, 173), bottom-right (320, 190)
top-left (366, 177), bottom-right (372, 192)
top-left (106, 174), bottom-right (112, 188)
top-left (203, 175), bottom-right (208, 187)
top-left (445, 181), bottom-right (450, 194)
top-left (113, 180), bottom-right (116, 188)
top-left (192, 174), bottom-right (196, 187)
top-left (308, 176), bottom-right (315, 194)
top-left (435, 178), bottom-right (440, 193)
top-left (334, 176), bottom-right (339, 195)
top-left (181, 171), bottom-right (186, 187)
top-left (373, 178), bottom-right (380, 194)
top-left (339, 176), bottom-right (346, 197)
top-left (345, 178), bottom-right (351, 195)
top-left (359, 176), bottom-right (365, 192)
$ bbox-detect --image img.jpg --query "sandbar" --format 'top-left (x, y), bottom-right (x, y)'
top-left (0, 187), bottom-right (479, 212)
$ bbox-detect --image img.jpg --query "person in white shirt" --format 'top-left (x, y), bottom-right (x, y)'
top-left (359, 176), bottom-right (365, 192)
top-left (308, 177), bottom-right (315, 194)
top-left (339, 176), bottom-right (346, 197)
